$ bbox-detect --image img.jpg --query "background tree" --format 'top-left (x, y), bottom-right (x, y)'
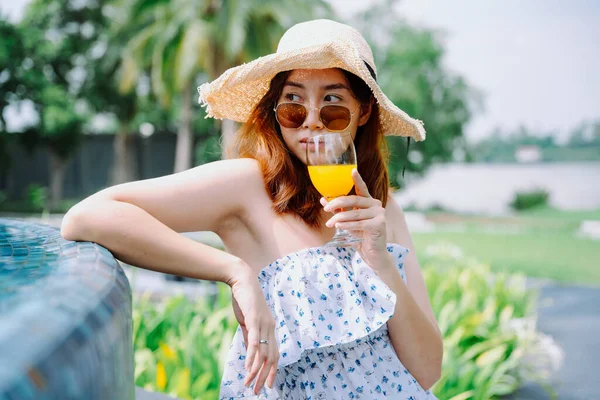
top-left (3, 0), bottom-right (481, 205)
top-left (15, 0), bottom-right (99, 209)
top-left (0, 16), bottom-right (26, 180)
top-left (353, 0), bottom-right (478, 187)
top-left (568, 120), bottom-right (600, 148)
top-left (79, 3), bottom-right (140, 186)
top-left (469, 122), bottom-right (600, 163)
top-left (33, 85), bottom-right (84, 209)
top-left (118, 0), bottom-right (332, 172)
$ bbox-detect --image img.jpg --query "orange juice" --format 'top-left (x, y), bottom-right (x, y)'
top-left (308, 164), bottom-right (356, 200)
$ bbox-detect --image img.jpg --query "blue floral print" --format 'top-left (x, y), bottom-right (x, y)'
top-left (219, 243), bottom-right (438, 399)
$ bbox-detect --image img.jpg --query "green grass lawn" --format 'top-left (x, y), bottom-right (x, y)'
top-left (413, 207), bottom-right (600, 286)
top-left (517, 205), bottom-right (600, 221)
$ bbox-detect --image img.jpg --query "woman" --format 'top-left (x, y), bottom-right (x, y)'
top-left (62, 19), bottom-right (442, 399)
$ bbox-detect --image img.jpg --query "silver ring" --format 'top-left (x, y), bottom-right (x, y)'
top-left (259, 339), bottom-right (269, 345)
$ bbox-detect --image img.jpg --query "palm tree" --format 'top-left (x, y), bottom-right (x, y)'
top-left (83, 32), bottom-right (139, 186)
top-left (118, 0), bottom-right (332, 172)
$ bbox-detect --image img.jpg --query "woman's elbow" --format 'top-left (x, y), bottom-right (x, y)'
top-left (420, 367), bottom-right (441, 391)
top-left (61, 203), bottom-right (95, 242)
top-left (420, 354), bottom-right (443, 391)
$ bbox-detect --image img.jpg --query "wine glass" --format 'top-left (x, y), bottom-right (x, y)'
top-left (306, 132), bottom-right (363, 247)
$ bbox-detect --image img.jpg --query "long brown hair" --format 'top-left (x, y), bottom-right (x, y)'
top-left (229, 69), bottom-right (390, 229)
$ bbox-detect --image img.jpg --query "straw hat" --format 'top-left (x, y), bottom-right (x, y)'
top-left (197, 19), bottom-right (426, 141)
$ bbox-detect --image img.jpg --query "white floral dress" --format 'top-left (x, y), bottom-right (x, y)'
top-left (219, 243), bottom-right (438, 399)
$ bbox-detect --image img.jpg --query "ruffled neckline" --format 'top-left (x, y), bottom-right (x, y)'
top-left (251, 242), bottom-right (410, 368)
top-left (259, 242), bottom-right (409, 274)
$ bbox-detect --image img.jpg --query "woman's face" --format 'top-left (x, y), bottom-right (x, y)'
top-left (276, 68), bottom-right (371, 164)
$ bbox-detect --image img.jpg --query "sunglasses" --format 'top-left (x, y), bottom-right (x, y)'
top-left (274, 103), bottom-right (355, 132)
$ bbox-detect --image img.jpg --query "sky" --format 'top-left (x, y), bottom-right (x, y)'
top-left (329, 0), bottom-right (600, 143)
top-left (2, 0), bottom-right (599, 143)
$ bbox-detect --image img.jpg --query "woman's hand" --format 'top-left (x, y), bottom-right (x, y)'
top-left (229, 270), bottom-right (279, 394)
top-left (321, 168), bottom-right (391, 270)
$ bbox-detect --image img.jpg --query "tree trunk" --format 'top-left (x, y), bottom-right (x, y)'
top-left (174, 85), bottom-right (193, 173)
top-left (48, 151), bottom-right (67, 211)
top-left (221, 119), bottom-right (238, 159)
top-left (110, 122), bottom-right (137, 186)
top-left (210, 59), bottom-right (239, 160)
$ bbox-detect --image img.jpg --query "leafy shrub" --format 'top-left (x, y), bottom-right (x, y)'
top-left (133, 284), bottom-right (237, 399)
top-left (133, 245), bottom-right (563, 400)
top-left (509, 189), bottom-right (549, 211)
top-left (25, 184), bottom-right (47, 211)
top-left (0, 193), bottom-right (79, 214)
top-left (194, 135), bottom-right (222, 166)
top-left (422, 243), bottom-right (562, 399)
top-left (427, 203), bottom-right (448, 212)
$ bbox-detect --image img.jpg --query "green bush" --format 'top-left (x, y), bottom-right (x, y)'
top-left (25, 184), bottom-right (47, 211)
top-left (133, 284), bottom-right (237, 399)
top-left (0, 197), bottom-right (80, 214)
top-left (509, 189), bottom-right (550, 211)
top-left (422, 243), bottom-right (561, 399)
top-left (133, 245), bottom-right (562, 400)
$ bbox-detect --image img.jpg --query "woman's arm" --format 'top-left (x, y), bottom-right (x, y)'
top-left (322, 173), bottom-right (442, 390)
top-left (62, 158), bottom-right (280, 393)
top-left (61, 158), bottom-right (263, 283)
top-left (376, 197), bottom-right (443, 390)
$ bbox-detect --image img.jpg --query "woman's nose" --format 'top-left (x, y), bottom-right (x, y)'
top-left (302, 106), bottom-right (324, 131)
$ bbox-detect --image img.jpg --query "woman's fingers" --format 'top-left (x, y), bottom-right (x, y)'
top-left (335, 215), bottom-right (386, 231)
top-left (230, 276), bottom-right (278, 394)
top-left (326, 207), bottom-right (380, 227)
top-left (266, 330), bottom-right (279, 389)
top-left (352, 168), bottom-right (372, 198)
top-left (267, 329), bottom-right (280, 388)
top-left (320, 169), bottom-right (375, 213)
top-left (249, 330), bottom-right (269, 393)
top-left (244, 322), bottom-right (278, 394)
top-left (245, 326), bottom-right (264, 386)
top-left (244, 322), bottom-right (259, 380)
top-left (324, 195), bottom-right (376, 212)
top-left (266, 349), bottom-right (279, 389)
top-left (320, 197), bottom-right (328, 208)
top-left (253, 331), bottom-right (278, 394)
top-left (245, 340), bottom-right (262, 387)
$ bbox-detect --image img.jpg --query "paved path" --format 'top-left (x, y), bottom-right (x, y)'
top-left (508, 282), bottom-right (600, 400)
top-left (136, 386), bottom-right (179, 400)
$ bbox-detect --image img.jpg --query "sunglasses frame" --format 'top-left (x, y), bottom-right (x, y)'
top-left (273, 102), bottom-right (356, 132)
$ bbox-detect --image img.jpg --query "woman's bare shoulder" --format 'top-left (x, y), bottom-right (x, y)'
top-left (73, 157), bottom-right (268, 235)
top-left (222, 157), bottom-right (268, 196)
top-left (216, 157), bottom-right (264, 187)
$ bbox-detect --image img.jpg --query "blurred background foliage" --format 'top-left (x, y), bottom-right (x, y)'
top-left (0, 0), bottom-right (478, 209)
top-left (2, 1), bottom-right (596, 399)
top-left (132, 249), bottom-right (561, 400)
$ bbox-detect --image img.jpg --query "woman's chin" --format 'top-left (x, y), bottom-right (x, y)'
top-left (295, 151), bottom-right (308, 165)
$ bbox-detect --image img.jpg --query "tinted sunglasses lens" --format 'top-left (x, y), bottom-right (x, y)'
top-left (276, 103), bottom-right (307, 129)
top-left (321, 105), bottom-right (352, 131)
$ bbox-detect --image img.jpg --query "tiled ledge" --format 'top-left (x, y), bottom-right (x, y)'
top-left (0, 218), bottom-right (133, 399)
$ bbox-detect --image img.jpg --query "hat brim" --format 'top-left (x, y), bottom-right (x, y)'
top-left (198, 43), bottom-right (426, 141)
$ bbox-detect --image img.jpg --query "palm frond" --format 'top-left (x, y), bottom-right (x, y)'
top-left (151, 35), bottom-right (170, 107)
top-left (119, 52), bottom-right (140, 94)
top-left (174, 21), bottom-right (210, 90)
top-left (223, 0), bottom-right (254, 61)
top-left (127, 23), bottom-right (163, 67)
